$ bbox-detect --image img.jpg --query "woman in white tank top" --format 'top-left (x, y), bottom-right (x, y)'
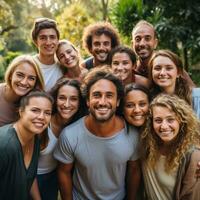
top-left (37, 77), bottom-right (86, 200)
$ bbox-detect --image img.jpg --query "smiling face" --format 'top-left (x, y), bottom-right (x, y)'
top-left (19, 97), bottom-right (52, 135)
top-left (11, 62), bottom-right (37, 96)
top-left (57, 43), bottom-right (79, 69)
top-left (90, 34), bottom-right (112, 64)
top-left (111, 52), bottom-right (133, 82)
top-left (153, 106), bottom-right (180, 143)
top-left (152, 55), bottom-right (178, 94)
top-left (35, 28), bottom-right (58, 57)
top-left (132, 25), bottom-right (157, 61)
top-left (56, 85), bottom-right (79, 122)
top-left (87, 79), bottom-right (119, 123)
top-left (124, 90), bottom-right (149, 127)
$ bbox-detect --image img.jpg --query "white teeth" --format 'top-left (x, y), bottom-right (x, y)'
top-left (34, 122), bottom-right (44, 127)
top-left (98, 52), bottom-right (106, 58)
top-left (133, 115), bottom-right (143, 120)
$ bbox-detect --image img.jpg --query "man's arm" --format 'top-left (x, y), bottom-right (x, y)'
top-left (30, 178), bottom-right (41, 200)
top-left (57, 161), bottom-right (74, 200)
top-left (126, 160), bottom-right (141, 200)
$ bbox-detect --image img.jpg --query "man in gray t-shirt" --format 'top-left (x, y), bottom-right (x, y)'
top-left (54, 67), bottom-right (141, 200)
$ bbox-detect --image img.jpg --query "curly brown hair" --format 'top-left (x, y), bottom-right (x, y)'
top-left (82, 21), bottom-right (120, 53)
top-left (149, 49), bottom-right (192, 105)
top-left (141, 94), bottom-right (200, 172)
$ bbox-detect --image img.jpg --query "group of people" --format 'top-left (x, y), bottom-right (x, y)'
top-left (0, 17), bottom-right (199, 200)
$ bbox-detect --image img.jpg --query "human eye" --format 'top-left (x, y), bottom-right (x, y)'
top-left (112, 61), bottom-right (119, 66)
top-left (166, 66), bottom-right (174, 71)
top-left (93, 42), bottom-right (100, 47)
top-left (145, 36), bottom-right (152, 41)
top-left (153, 65), bottom-right (161, 71)
top-left (50, 35), bottom-right (57, 40)
top-left (125, 103), bottom-right (134, 108)
top-left (28, 76), bottom-right (36, 81)
top-left (154, 118), bottom-right (162, 124)
top-left (39, 35), bottom-right (46, 40)
top-left (58, 95), bottom-right (66, 101)
top-left (139, 102), bottom-right (147, 107)
top-left (104, 41), bottom-right (110, 46)
top-left (167, 117), bottom-right (175, 123)
top-left (45, 110), bottom-right (52, 116)
top-left (31, 108), bottom-right (40, 114)
top-left (135, 36), bottom-right (141, 42)
top-left (106, 92), bottom-right (114, 98)
top-left (70, 96), bottom-right (78, 101)
top-left (16, 72), bottom-right (24, 79)
top-left (58, 54), bottom-right (64, 60)
top-left (92, 92), bottom-right (101, 98)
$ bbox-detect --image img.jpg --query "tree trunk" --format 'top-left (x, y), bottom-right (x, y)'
top-left (183, 47), bottom-right (189, 72)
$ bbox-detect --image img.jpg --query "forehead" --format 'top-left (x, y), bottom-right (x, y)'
top-left (126, 90), bottom-right (148, 102)
top-left (152, 55), bottom-right (176, 67)
top-left (38, 28), bottom-right (58, 37)
top-left (58, 43), bottom-right (75, 53)
top-left (14, 62), bottom-right (36, 74)
top-left (152, 105), bottom-right (175, 117)
top-left (113, 52), bottom-right (131, 60)
top-left (133, 25), bottom-right (155, 38)
top-left (26, 97), bottom-right (52, 108)
top-left (90, 79), bottom-right (117, 94)
top-left (92, 34), bottom-right (111, 42)
top-left (58, 85), bottom-right (78, 96)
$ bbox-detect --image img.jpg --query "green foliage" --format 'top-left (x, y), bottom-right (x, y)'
top-left (56, 3), bottom-right (94, 57)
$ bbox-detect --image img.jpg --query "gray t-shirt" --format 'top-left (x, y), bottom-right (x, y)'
top-left (54, 117), bottom-right (139, 200)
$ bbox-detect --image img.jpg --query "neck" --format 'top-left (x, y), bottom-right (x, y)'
top-left (66, 66), bottom-right (81, 78)
top-left (85, 115), bottom-right (124, 137)
top-left (51, 114), bottom-right (70, 136)
top-left (14, 122), bottom-right (34, 146)
top-left (93, 59), bottom-right (106, 67)
top-left (4, 85), bottom-right (20, 103)
top-left (38, 53), bottom-right (55, 65)
top-left (123, 74), bottom-right (133, 85)
top-left (162, 84), bottom-right (176, 95)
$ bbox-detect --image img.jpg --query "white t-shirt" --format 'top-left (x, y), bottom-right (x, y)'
top-left (33, 55), bottom-right (63, 92)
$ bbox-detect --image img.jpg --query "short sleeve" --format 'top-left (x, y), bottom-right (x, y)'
top-left (53, 131), bottom-right (75, 164)
top-left (192, 88), bottom-right (200, 119)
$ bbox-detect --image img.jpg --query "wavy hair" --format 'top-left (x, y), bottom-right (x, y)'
top-left (141, 94), bottom-right (200, 172)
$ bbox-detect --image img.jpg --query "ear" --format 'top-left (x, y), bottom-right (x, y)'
top-left (18, 108), bottom-right (23, 117)
top-left (86, 99), bottom-right (90, 108)
top-left (154, 38), bottom-right (158, 49)
top-left (117, 99), bottom-right (120, 107)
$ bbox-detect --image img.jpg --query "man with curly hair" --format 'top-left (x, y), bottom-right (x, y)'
top-left (82, 22), bottom-right (120, 70)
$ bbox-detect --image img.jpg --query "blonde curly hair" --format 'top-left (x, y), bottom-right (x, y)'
top-left (141, 93), bottom-right (200, 172)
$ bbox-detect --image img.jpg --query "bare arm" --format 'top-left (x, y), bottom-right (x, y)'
top-left (30, 178), bottom-right (41, 200)
top-left (126, 160), bottom-right (141, 200)
top-left (57, 162), bottom-right (74, 200)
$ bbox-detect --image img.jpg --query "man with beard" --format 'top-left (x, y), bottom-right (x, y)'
top-left (82, 22), bottom-right (120, 70)
top-left (31, 18), bottom-right (63, 91)
top-left (132, 20), bottom-right (195, 86)
top-left (54, 67), bottom-right (141, 200)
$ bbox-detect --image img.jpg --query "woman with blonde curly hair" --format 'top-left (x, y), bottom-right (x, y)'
top-left (149, 49), bottom-right (194, 105)
top-left (141, 94), bottom-right (200, 200)
top-left (0, 54), bottom-right (44, 126)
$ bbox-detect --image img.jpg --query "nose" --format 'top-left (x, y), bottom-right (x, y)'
top-left (99, 95), bottom-right (107, 105)
top-left (139, 38), bottom-right (146, 46)
top-left (160, 67), bottom-right (166, 75)
top-left (134, 105), bottom-right (141, 113)
top-left (64, 99), bottom-right (70, 107)
top-left (37, 112), bottom-right (45, 120)
top-left (20, 77), bottom-right (28, 85)
top-left (160, 120), bottom-right (168, 129)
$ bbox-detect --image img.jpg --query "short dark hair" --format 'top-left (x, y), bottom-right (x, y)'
top-left (50, 77), bottom-right (87, 124)
top-left (108, 45), bottom-right (136, 65)
top-left (82, 21), bottom-right (120, 53)
top-left (19, 90), bottom-right (54, 111)
top-left (82, 66), bottom-right (124, 115)
top-left (31, 17), bottom-right (60, 42)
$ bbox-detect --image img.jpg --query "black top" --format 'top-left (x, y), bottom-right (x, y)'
top-left (0, 124), bottom-right (40, 200)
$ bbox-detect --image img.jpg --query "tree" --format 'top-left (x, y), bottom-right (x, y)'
top-left (111, 0), bottom-right (200, 71)
top-left (56, 3), bottom-right (94, 56)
